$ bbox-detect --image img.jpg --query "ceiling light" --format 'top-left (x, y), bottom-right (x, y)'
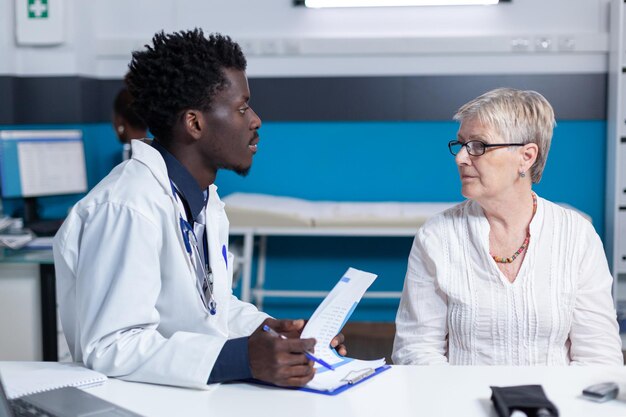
top-left (304, 0), bottom-right (500, 8)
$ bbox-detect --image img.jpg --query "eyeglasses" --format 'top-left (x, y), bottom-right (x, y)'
top-left (448, 140), bottom-right (525, 156)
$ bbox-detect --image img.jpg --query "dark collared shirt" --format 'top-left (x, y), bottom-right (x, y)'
top-left (152, 140), bottom-right (252, 384)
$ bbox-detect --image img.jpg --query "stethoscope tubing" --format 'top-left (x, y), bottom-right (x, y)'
top-left (171, 181), bottom-right (217, 315)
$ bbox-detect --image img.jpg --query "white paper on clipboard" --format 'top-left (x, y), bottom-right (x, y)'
top-left (300, 267), bottom-right (386, 393)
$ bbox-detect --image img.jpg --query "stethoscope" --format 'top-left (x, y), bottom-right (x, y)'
top-left (171, 180), bottom-right (217, 315)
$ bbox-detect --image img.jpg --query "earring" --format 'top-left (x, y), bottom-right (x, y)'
top-left (519, 171), bottom-right (526, 178)
top-left (117, 125), bottom-right (125, 134)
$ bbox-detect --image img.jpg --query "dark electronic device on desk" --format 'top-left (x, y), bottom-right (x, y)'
top-left (582, 382), bottom-right (619, 402)
top-left (0, 130), bottom-right (87, 237)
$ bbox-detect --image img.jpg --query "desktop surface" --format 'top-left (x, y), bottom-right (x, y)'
top-left (85, 365), bottom-right (626, 417)
top-left (0, 247), bottom-right (53, 265)
top-left (26, 219), bottom-right (64, 238)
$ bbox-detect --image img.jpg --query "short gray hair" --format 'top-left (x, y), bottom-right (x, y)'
top-left (453, 88), bottom-right (555, 183)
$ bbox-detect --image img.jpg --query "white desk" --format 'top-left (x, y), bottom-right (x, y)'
top-left (86, 366), bottom-right (626, 417)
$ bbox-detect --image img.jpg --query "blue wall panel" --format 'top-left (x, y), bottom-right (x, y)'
top-left (217, 121), bottom-right (606, 231)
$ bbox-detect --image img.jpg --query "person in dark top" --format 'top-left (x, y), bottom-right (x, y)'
top-left (112, 87), bottom-right (148, 160)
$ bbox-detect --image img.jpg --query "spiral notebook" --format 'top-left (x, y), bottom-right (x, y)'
top-left (0, 362), bottom-right (107, 399)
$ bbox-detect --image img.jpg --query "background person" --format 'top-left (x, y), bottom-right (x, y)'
top-left (54, 29), bottom-right (345, 389)
top-left (112, 87), bottom-right (148, 160)
top-left (392, 88), bottom-right (622, 366)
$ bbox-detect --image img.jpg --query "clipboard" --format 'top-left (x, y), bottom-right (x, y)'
top-left (246, 364), bottom-right (391, 396)
top-left (299, 364), bottom-right (391, 396)
top-left (248, 268), bottom-right (386, 395)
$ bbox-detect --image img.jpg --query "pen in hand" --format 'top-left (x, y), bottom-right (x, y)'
top-left (262, 324), bottom-right (335, 371)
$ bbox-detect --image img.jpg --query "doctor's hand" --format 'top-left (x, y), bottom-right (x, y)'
top-left (267, 317), bottom-right (306, 338)
top-left (248, 319), bottom-right (316, 387)
top-left (331, 332), bottom-right (347, 356)
top-left (297, 319), bottom-right (347, 357)
top-left (275, 317), bottom-right (347, 356)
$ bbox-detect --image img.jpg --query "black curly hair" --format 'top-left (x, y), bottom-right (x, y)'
top-left (125, 29), bottom-right (246, 144)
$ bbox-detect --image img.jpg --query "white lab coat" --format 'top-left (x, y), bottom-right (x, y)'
top-left (53, 140), bottom-right (268, 388)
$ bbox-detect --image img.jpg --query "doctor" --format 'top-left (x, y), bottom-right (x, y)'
top-left (53, 29), bottom-right (345, 389)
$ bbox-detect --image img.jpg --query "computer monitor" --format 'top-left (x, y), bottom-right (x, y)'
top-left (0, 130), bottom-right (88, 234)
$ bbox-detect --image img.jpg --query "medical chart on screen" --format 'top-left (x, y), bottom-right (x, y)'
top-left (17, 140), bottom-right (87, 197)
top-left (301, 267), bottom-right (387, 393)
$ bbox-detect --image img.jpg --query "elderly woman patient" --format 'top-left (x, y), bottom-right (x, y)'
top-left (393, 88), bottom-right (622, 366)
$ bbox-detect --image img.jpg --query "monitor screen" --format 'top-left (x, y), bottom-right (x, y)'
top-left (0, 130), bottom-right (87, 198)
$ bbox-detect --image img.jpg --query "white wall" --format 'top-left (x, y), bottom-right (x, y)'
top-left (0, 0), bottom-right (613, 77)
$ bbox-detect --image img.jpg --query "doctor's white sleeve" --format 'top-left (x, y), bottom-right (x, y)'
top-left (392, 223), bottom-right (449, 365)
top-left (226, 293), bottom-right (269, 338)
top-left (221, 250), bottom-right (269, 338)
top-left (55, 202), bottom-right (223, 388)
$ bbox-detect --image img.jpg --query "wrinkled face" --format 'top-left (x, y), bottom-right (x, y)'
top-left (455, 118), bottom-right (521, 201)
top-left (200, 68), bottom-right (261, 176)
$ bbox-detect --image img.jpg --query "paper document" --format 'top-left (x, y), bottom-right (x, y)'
top-left (304, 357), bottom-right (387, 393)
top-left (25, 236), bottom-right (54, 249)
top-left (300, 267), bottom-right (387, 393)
top-left (0, 231), bottom-right (34, 249)
top-left (0, 362), bottom-right (107, 399)
top-left (0, 216), bottom-right (13, 232)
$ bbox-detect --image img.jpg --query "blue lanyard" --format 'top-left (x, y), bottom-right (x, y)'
top-left (171, 180), bottom-right (217, 315)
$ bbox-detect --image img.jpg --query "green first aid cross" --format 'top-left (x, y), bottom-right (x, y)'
top-left (28, 0), bottom-right (49, 19)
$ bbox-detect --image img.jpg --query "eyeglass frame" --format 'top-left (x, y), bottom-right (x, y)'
top-left (448, 139), bottom-right (526, 156)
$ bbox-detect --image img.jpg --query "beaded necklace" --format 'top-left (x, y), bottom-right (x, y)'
top-left (491, 192), bottom-right (537, 264)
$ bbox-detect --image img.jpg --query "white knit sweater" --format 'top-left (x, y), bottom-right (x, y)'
top-left (392, 196), bottom-right (623, 366)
